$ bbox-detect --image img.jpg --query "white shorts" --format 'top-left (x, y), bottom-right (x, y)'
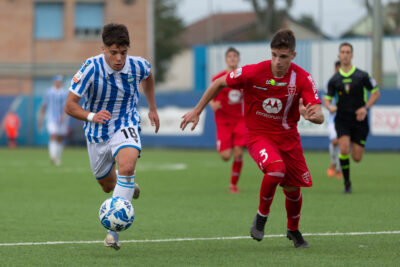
top-left (47, 119), bottom-right (69, 135)
top-left (87, 125), bottom-right (142, 179)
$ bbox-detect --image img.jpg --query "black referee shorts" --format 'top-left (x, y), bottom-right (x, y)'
top-left (335, 118), bottom-right (369, 147)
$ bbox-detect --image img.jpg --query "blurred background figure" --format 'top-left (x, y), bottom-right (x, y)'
top-left (323, 60), bottom-right (342, 179)
top-left (38, 75), bottom-right (69, 166)
top-left (2, 110), bottom-right (20, 149)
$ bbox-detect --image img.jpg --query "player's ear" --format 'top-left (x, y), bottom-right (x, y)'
top-left (101, 45), bottom-right (105, 53)
top-left (291, 51), bottom-right (297, 60)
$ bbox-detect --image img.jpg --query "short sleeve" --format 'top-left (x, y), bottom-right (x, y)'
top-left (364, 73), bottom-right (379, 92)
top-left (69, 59), bottom-right (95, 97)
top-left (301, 73), bottom-right (321, 105)
top-left (137, 57), bottom-right (151, 80)
top-left (226, 66), bottom-right (248, 89)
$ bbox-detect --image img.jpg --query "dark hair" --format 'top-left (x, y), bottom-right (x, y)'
top-left (270, 29), bottom-right (296, 51)
top-left (339, 42), bottom-right (353, 52)
top-left (225, 47), bottom-right (240, 57)
top-left (335, 60), bottom-right (341, 68)
top-left (102, 23), bottom-right (130, 47)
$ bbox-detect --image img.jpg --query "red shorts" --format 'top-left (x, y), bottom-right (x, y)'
top-left (216, 119), bottom-right (247, 152)
top-left (247, 132), bottom-right (312, 187)
top-left (5, 127), bottom-right (18, 139)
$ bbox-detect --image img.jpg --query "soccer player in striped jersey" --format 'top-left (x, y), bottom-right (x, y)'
top-left (38, 75), bottom-right (69, 166)
top-left (65, 23), bottom-right (160, 250)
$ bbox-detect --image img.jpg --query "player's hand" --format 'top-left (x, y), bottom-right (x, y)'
top-left (180, 109), bottom-right (200, 131)
top-left (299, 98), bottom-right (317, 121)
top-left (93, 110), bottom-right (111, 124)
top-left (355, 106), bottom-right (367, 121)
top-left (328, 105), bottom-right (337, 114)
top-left (209, 100), bottom-right (222, 112)
top-left (148, 110), bottom-right (160, 133)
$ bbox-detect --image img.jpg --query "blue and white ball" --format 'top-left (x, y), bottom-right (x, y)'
top-left (99, 197), bottom-right (135, 232)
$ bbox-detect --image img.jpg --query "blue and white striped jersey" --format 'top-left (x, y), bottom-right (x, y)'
top-left (69, 54), bottom-right (151, 143)
top-left (43, 86), bottom-right (68, 124)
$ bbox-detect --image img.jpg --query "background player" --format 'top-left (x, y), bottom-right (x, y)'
top-left (323, 61), bottom-right (342, 179)
top-left (209, 47), bottom-right (246, 193)
top-left (326, 42), bottom-right (380, 193)
top-left (38, 75), bottom-right (69, 166)
top-left (65, 23), bottom-right (160, 250)
top-left (2, 110), bottom-right (20, 149)
top-left (181, 29), bottom-right (324, 248)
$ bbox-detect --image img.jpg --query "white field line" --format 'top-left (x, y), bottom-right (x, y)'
top-left (1, 231), bottom-right (400, 247)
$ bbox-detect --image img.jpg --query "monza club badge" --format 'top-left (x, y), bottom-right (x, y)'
top-left (230, 67), bottom-right (242, 79)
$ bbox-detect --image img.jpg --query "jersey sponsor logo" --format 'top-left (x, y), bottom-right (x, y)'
top-left (266, 79), bottom-right (287, 86)
top-left (228, 89), bottom-right (242, 104)
top-left (229, 67), bottom-right (242, 79)
top-left (301, 171), bottom-right (311, 183)
top-left (254, 85), bottom-right (268, 91)
top-left (262, 97), bottom-right (282, 114)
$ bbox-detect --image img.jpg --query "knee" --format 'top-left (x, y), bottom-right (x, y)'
top-left (352, 155), bottom-right (362, 162)
top-left (220, 154), bottom-right (230, 161)
top-left (118, 162), bottom-right (135, 176)
top-left (264, 161), bottom-right (286, 182)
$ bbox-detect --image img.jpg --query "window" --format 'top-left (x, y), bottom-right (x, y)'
top-left (34, 3), bottom-right (64, 40)
top-left (75, 3), bottom-right (104, 38)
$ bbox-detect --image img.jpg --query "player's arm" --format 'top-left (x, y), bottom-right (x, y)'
top-left (299, 99), bottom-right (324, 124)
top-left (181, 75), bottom-right (227, 131)
top-left (323, 79), bottom-right (337, 114)
top-left (141, 72), bottom-right (160, 133)
top-left (64, 92), bottom-right (110, 124)
top-left (355, 75), bottom-right (381, 121)
top-left (38, 103), bottom-right (46, 128)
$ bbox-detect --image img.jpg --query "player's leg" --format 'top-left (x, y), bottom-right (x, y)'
top-left (351, 143), bottom-right (365, 162)
top-left (49, 134), bottom-right (59, 165)
top-left (229, 120), bottom-right (247, 193)
top-left (338, 135), bottom-right (351, 193)
top-left (247, 135), bottom-right (284, 241)
top-left (327, 121), bottom-right (338, 177)
top-left (350, 120), bottom-right (368, 163)
top-left (53, 135), bottom-right (65, 166)
top-left (279, 134), bottom-right (311, 248)
top-left (229, 146), bottom-right (244, 193)
top-left (216, 123), bottom-right (233, 161)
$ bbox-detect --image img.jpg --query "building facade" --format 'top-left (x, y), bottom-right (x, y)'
top-left (0, 0), bottom-right (153, 95)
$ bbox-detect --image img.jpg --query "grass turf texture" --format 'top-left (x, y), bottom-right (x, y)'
top-left (0, 147), bottom-right (399, 266)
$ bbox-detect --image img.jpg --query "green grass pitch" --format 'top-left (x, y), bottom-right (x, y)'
top-left (0, 147), bottom-right (399, 266)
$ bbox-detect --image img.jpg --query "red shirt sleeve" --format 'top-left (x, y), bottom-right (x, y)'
top-left (300, 73), bottom-right (321, 106)
top-left (226, 66), bottom-right (248, 89)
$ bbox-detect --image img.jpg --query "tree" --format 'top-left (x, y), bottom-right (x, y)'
top-left (248, 0), bottom-right (293, 39)
top-left (154, 0), bottom-right (184, 83)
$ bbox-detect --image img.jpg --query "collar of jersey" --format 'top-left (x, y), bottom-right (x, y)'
top-left (339, 65), bottom-right (356, 77)
top-left (102, 54), bottom-right (130, 75)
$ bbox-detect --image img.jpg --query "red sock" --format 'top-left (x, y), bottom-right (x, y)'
top-left (258, 173), bottom-right (280, 216)
top-left (284, 188), bottom-right (302, 231)
top-left (230, 158), bottom-right (243, 186)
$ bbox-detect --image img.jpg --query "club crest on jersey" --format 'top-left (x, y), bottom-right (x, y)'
top-left (345, 84), bottom-right (350, 93)
top-left (127, 75), bottom-right (135, 84)
top-left (73, 71), bottom-right (83, 83)
top-left (230, 67), bottom-right (242, 79)
top-left (288, 84), bottom-right (296, 95)
top-left (228, 89), bottom-right (242, 104)
top-left (301, 172), bottom-right (311, 183)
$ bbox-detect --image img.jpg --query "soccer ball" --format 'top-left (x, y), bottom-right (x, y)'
top-left (99, 197), bottom-right (135, 232)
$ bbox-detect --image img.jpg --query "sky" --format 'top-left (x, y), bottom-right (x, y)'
top-left (176, 0), bottom-right (393, 38)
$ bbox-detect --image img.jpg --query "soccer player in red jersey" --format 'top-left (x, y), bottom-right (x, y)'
top-left (209, 47), bottom-right (247, 193)
top-left (3, 111), bottom-right (21, 149)
top-left (181, 29), bottom-right (324, 248)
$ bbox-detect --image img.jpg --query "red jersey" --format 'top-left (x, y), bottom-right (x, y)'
top-left (212, 70), bottom-right (244, 124)
top-left (226, 60), bottom-right (320, 135)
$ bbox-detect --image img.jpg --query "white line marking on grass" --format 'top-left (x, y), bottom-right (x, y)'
top-left (1, 231), bottom-right (400, 247)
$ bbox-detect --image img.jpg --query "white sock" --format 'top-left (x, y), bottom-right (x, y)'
top-left (335, 146), bottom-right (341, 171)
top-left (109, 171), bottom-right (136, 240)
top-left (49, 140), bottom-right (57, 161)
top-left (329, 143), bottom-right (336, 166)
top-left (112, 172), bottom-right (136, 200)
top-left (55, 142), bottom-right (64, 163)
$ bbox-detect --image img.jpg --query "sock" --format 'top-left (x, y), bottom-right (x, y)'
top-left (335, 146), bottom-right (341, 171)
top-left (112, 172), bottom-right (136, 200)
top-left (56, 142), bottom-right (64, 162)
top-left (284, 188), bottom-right (302, 231)
top-left (49, 140), bottom-right (57, 161)
top-left (329, 143), bottom-right (336, 166)
top-left (230, 158), bottom-right (243, 186)
top-left (339, 154), bottom-right (350, 186)
top-left (258, 173), bottom-right (280, 216)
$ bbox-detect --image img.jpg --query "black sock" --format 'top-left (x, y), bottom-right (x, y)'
top-left (339, 154), bottom-right (350, 187)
